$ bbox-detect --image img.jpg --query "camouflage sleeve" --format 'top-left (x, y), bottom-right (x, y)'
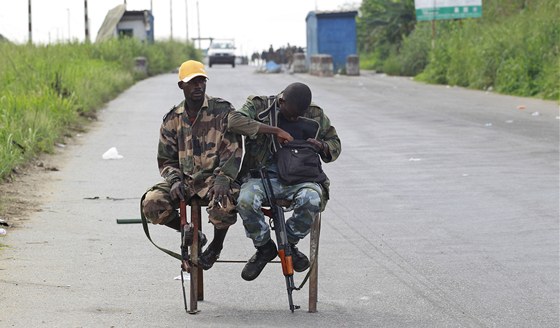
top-left (157, 113), bottom-right (182, 184)
top-left (227, 96), bottom-right (265, 137)
top-left (228, 111), bottom-right (261, 137)
top-left (318, 112), bottom-right (341, 163)
top-left (214, 113), bottom-right (243, 185)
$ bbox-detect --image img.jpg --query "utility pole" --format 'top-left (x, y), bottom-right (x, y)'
top-left (170, 0), bottom-right (174, 40)
top-left (28, 0), bottom-right (32, 44)
top-left (67, 8), bottom-right (71, 42)
top-left (84, 0), bottom-right (90, 42)
top-left (185, 0), bottom-right (189, 42)
top-left (196, 0), bottom-right (200, 49)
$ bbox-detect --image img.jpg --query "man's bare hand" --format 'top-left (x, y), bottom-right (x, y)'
top-left (208, 182), bottom-right (232, 207)
top-left (170, 181), bottom-right (185, 201)
top-left (306, 138), bottom-right (325, 152)
top-left (276, 128), bottom-right (293, 145)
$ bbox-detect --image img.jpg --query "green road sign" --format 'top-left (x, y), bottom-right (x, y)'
top-left (415, 0), bottom-right (482, 21)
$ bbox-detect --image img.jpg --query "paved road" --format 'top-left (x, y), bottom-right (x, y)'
top-left (1, 65), bottom-right (558, 328)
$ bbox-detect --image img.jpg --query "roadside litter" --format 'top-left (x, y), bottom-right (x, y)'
top-left (102, 147), bottom-right (123, 160)
top-left (174, 274), bottom-right (190, 281)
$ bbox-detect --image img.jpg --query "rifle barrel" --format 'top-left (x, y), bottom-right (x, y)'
top-left (260, 166), bottom-right (300, 312)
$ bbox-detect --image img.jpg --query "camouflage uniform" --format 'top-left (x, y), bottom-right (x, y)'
top-left (142, 95), bottom-right (242, 229)
top-left (228, 95), bottom-right (341, 246)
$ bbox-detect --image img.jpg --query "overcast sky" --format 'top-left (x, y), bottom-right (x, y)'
top-left (0, 0), bottom-right (360, 55)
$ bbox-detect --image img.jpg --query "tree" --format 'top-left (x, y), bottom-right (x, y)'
top-left (357, 0), bottom-right (416, 53)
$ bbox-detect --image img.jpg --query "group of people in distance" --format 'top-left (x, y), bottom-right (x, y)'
top-left (250, 44), bottom-right (305, 68)
top-left (141, 60), bottom-right (341, 281)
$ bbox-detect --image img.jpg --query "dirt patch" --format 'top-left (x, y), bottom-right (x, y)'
top-left (0, 123), bottom-right (90, 231)
top-left (0, 157), bottom-right (62, 230)
top-left (0, 124), bottom-right (86, 232)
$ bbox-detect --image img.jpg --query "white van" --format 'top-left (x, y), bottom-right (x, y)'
top-left (207, 39), bottom-right (236, 68)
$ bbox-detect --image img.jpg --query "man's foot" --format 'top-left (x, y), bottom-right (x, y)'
top-left (199, 246), bottom-right (221, 270)
top-left (290, 243), bottom-right (310, 272)
top-left (241, 240), bottom-right (277, 281)
top-left (164, 214), bottom-right (181, 231)
top-left (182, 224), bottom-right (207, 249)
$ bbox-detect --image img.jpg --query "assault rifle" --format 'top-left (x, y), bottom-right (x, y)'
top-left (258, 166), bottom-right (300, 312)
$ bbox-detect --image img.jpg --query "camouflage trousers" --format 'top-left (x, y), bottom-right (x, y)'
top-left (236, 178), bottom-right (323, 247)
top-left (141, 181), bottom-right (239, 230)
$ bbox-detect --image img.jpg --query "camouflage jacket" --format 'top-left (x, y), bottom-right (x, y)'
top-left (158, 95), bottom-right (242, 198)
top-left (228, 95), bottom-right (341, 198)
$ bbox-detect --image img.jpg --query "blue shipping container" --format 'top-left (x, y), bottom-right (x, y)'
top-left (306, 11), bottom-right (358, 72)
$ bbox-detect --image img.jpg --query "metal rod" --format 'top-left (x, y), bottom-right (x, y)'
top-left (180, 270), bottom-right (188, 313)
top-left (116, 218), bottom-right (142, 224)
top-left (286, 277), bottom-right (295, 312)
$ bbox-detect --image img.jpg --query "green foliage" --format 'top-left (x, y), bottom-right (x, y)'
top-left (357, 0), bottom-right (415, 53)
top-left (381, 53), bottom-right (402, 75)
top-left (393, 24), bottom-right (431, 76)
top-left (358, 0), bottom-right (559, 100)
top-left (0, 39), bottom-right (199, 180)
top-left (417, 2), bottom-right (559, 99)
top-left (358, 51), bottom-right (380, 70)
top-left (147, 40), bottom-right (202, 74)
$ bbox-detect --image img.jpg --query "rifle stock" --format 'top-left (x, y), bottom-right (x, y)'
top-left (258, 166), bottom-right (300, 312)
top-left (278, 249), bottom-right (294, 276)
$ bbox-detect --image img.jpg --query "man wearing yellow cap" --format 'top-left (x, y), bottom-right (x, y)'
top-left (141, 60), bottom-right (242, 270)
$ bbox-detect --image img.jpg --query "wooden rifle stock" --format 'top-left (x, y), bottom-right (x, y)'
top-left (278, 249), bottom-right (294, 276)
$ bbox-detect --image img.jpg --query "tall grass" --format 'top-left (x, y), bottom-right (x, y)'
top-left (363, 1), bottom-right (559, 100)
top-left (416, 3), bottom-right (559, 100)
top-left (0, 39), bottom-right (200, 180)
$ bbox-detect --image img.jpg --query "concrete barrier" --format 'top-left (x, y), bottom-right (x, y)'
top-left (346, 55), bottom-right (360, 76)
top-left (134, 56), bottom-right (148, 75)
top-left (309, 55), bottom-right (333, 77)
top-left (291, 53), bottom-right (307, 73)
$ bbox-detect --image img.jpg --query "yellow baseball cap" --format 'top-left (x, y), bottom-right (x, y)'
top-left (178, 60), bottom-right (208, 82)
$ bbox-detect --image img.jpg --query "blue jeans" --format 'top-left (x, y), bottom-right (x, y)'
top-left (236, 178), bottom-right (323, 247)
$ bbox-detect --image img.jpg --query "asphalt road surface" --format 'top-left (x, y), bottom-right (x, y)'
top-left (1, 64), bottom-right (558, 328)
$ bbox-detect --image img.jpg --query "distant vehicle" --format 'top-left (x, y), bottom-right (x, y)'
top-left (207, 39), bottom-right (236, 68)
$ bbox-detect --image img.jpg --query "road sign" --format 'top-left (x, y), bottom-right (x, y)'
top-left (415, 0), bottom-right (482, 21)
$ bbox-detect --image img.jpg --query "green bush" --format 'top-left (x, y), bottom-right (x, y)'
top-left (536, 57), bottom-right (560, 99)
top-left (359, 0), bottom-right (558, 100)
top-left (394, 23), bottom-right (431, 76)
top-left (381, 50), bottom-right (402, 75)
top-left (416, 3), bottom-right (558, 99)
top-left (416, 28), bottom-right (451, 85)
top-left (0, 39), bottom-right (199, 180)
top-left (358, 51), bottom-right (378, 71)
